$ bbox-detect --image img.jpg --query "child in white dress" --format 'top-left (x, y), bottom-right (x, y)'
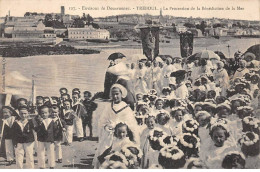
top-left (155, 112), bottom-right (172, 135)
top-left (140, 116), bottom-right (158, 169)
top-left (199, 122), bottom-right (238, 169)
top-left (98, 122), bottom-right (134, 166)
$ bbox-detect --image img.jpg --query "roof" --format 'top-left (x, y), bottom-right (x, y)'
top-left (12, 30), bottom-right (43, 34)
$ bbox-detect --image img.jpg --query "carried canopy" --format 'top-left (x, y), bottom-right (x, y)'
top-left (107, 52), bottom-right (126, 61)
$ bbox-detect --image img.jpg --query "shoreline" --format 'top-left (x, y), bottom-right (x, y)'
top-left (0, 44), bottom-right (101, 58)
top-left (0, 37), bottom-right (259, 57)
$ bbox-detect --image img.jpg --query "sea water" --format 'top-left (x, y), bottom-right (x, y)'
top-left (0, 38), bottom-right (259, 98)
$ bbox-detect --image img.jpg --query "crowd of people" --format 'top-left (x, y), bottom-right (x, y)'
top-left (94, 50), bottom-right (260, 169)
top-left (0, 50), bottom-right (260, 169)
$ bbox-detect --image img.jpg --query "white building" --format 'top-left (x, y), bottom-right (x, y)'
top-left (176, 25), bottom-right (187, 33)
top-left (68, 25), bottom-right (110, 40)
top-left (5, 20), bottom-right (56, 38)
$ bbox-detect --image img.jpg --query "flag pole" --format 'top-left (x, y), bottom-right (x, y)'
top-left (32, 75), bottom-right (35, 106)
top-left (151, 35), bottom-right (155, 89)
top-left (0, 121), bottom-right (5, 148)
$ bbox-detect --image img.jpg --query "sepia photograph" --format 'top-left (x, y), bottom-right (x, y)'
top-left (0, 0), bottom-right (259, 169)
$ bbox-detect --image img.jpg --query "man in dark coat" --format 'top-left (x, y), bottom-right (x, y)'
top-left (103, 58), bottom-right (136, 110)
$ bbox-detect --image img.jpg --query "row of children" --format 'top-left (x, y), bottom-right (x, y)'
top-left (126, 52), bottom-right (259, 100)
top-left (0, 88), bottom-right (97, 168)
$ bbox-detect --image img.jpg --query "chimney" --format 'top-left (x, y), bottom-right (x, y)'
top-left (8, 10), bottom-right (10, 17)
top-left (61, 6), bottom-right (65, 21)
top-left (61, 6), bottom-right (65, 16)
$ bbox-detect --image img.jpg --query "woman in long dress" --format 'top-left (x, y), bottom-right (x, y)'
top-left (105, 59), bottom-right (136, 110)
top-left (135, 62), bottom-right (148, 93)
top-left (151, 60), bottom-right (162, 95)
top-left (213, 61), bottom-right (229, 97)
top-left (162, 57), bottom-right (176, 87)
top-left (93, 84), bottom-right (139, 168)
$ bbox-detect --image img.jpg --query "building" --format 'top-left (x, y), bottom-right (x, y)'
top-left (214, 27), bottom-right (228, 36)
top-left (63, 19), bottom-right (74, 28)
top-left (5, 20), bottom-right (56, 38)
top-left (227, 29), bottom-right (236, 36)
top-left (68, 25), bottom-right (110, 40)
top-left (95, 21), bottom-right (135, 30)
top-left (176, 25), bottom-right (187, 33)
top-left (245, 28), bottom-right (260, 35)
top-left (204, 27), bottom-right (214, 36)
top-left (43, 28), bottom-right (56, 38)
top-left (187, 28), bottom-right (203, 37)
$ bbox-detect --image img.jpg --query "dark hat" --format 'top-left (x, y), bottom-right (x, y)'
top-left (72, 90), bottom-right (80, 95)
top-left (148, 89), bottom-right (157, 96)
top-left (38, 105), bottom-right (50, 111)
top-left (251, 74), bottom-right (260, 81)
top-left (72, 88), bottom-right (80, 93)
top-left (63, 99), bottom-right (72, 104)
top-left (84, 91), bottom-right (92, 95)
top-left (51, 96), bottom-right (59, 100)
top-left (51, 104), bottom-right (60, 109)
top-left (173, 56), bottom-right (182, 60)
top-left (216, 103), bottom-right (231, 111)
top-left (139, 59), bottom-right (147, 63)
top-left (61, 93), bottom-right (70, 98)
top-left (17, 98), bottom-right (28, 103)
top-left (2, 106), bottom-right (19, 117)
top-left (162, 87), bottom-right (172, 93)
top-left (43, 101), bottom-right (52, 108)
top-left (18, 105), bottom-right (29, 111)
top-left (59, 87), bottom-right (68, 93)
top-left (43, 97), bottom-right (50, 101)
top-left (36, 96), bottom-right (44, 100)
top-left (170, 70), bottom-right (187, 78)
top-left (83, 91), bottom-right (92, 98)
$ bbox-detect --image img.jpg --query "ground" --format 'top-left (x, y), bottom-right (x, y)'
top-left (0, 137), bottom-right (98, 169)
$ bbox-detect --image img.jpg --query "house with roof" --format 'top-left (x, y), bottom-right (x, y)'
top-left (68, 25), bottom-right (109, 40)
top-left (187, 28), bottom-right (203, 37)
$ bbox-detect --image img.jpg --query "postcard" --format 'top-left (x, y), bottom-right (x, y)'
top-left (0, 0), bottom-right (259, 169)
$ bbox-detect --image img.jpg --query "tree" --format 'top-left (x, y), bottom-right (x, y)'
top-left (195, 24), bottom-right (200, 29)
top-left (52, 20), bottom-right (66, 28)
top-left (92, 23), bottom-right (100, 29)
top-left (44, 14), bottom-right (53, 27)
top-left (24, 12), bottom-right (31, 17)
top-left (173, 26), bottom-right (176, 33)
top-left (55, 14), bottom-right (61, 21)
top-left (200, 21), bottom-right (207, 34)
top-left (184, 23), bottom-right (195, 28)
top-left (72, 18), bottom-right (85, 28)
top-left (86, 14), bottom-right (93, 25)
top-left (213, 23), bottom-right (222, 28)
top-left (145, 19), bottom-right (153, 24)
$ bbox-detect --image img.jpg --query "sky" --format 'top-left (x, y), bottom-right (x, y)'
top-left (0, 0), bottom-right (259, 21)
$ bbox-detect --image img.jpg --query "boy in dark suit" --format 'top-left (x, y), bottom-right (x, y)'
top-left (12, 106), bottom-right (35, 169)
top-left (1, 106), bottom-right (16, 166)
top-left (82, 91), bottom-right (97, 138)
top-left (34, 105), bottom-right (56, 169)
top-left (50, 105), bottom-right (66, 163)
